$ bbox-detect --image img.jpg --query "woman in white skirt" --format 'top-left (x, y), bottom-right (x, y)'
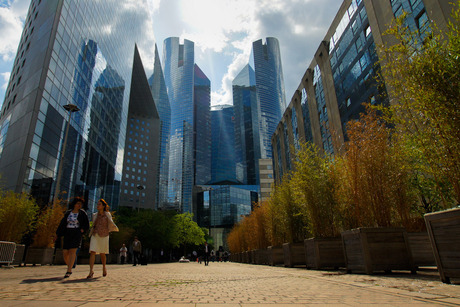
top-left (87, 199), bottom-right (118, 278)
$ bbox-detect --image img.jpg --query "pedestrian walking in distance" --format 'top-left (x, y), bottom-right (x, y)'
top-left (87, 199), bottom-right (118, 278)
top-left (204, 242), bottom-right (210, 266)
top-left (56, 197), bottom-right (89, 278)
top-left (132, 236), bottom-right (142, 266)
top-left (120, 243), bottom-right (128, 264)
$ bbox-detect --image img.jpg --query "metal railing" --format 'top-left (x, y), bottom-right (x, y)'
top-left (0, 241), bottom-right (16, 268)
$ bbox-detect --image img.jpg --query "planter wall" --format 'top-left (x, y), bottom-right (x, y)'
top-left (341, 227), bottom-right (415, 274)
top-left (407, 232), bottom-right (436, 268)
top-left (268, 246), bottom-right (284, 266)
top-left (425, 208), bottom-right (460, 284)
top-left (283, 242), bottom-right (306, 268)
top-left (304, 237), bottom-right (345, 270)
top-left (242, 251), bottom-right (249, 263)
top-left (250, 250), bottom-right (256, 264)
top-left (12, 244), bottom-right (25, 266)
top-left (254, 249), bottom-right (269, 265)
top-left (53, 248), bottom-right (66, 265)
top-left (25, 247), bottom-right (54, 265)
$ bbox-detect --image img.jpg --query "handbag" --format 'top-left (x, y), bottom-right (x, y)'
top-left (107, 211), bottom-right (119, 233)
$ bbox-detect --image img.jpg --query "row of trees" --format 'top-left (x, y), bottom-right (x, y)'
top-left (228, 6), bottom-right (459, 253)
top-left (0, 191), bottom-right (66, 248)
top-left (111, 208), bottom-right (207, 258)
top-left (0, 190), bottom-right (207, 259)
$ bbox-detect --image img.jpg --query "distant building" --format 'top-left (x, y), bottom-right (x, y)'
top-left (149, 44), bottom-right (171, 210)
top-left (162, 38), bottom-right (211, 213)
top-left (232, 64), bottom-right (260, 185)
top-left (272, 0), bottom-right (455, 183)
top-left (119, 46), bottom-right (160, 210)
top-left (0, 0), bottom-right (155, 210)
top-left (210, 105), bottom-right (238, 184)
top-left (194, 184), bottom-right (259, 250)
top-left (193, 64), bottom-right (212, 187)
top-left (252, 37), bottom-right (287, 159)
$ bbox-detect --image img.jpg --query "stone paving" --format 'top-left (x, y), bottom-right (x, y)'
top-left (0, 262), bottom-right (459, 306)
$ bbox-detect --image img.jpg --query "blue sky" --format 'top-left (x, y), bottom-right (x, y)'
top-left (0, 0), bottom-right (342, 107)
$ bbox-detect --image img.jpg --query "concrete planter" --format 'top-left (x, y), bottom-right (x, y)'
top-left (12, 244), bottom-right (25, 266)
top-left (268, 246), bottom-right (284, 266)
top-left (25, 247), bottom-right (54, 266)
top-left (407, 232), bottom-right (436, 269)
top-left (282, 242), bottom-right (306, 268)
top-left (425, 208), bottom-right (460, 284)
top-left (250, 250), bottom-right (256, 264)
top-left (341, 227), bottom-right (415, 274)
top-left (242, 251), bottom-right (249, 263)
top-left (254, 249), bottom-right (269, 265)
top-left (304, 237), bottom-right (345, 270)
top-left (53, 248), bottom-right (66, 265)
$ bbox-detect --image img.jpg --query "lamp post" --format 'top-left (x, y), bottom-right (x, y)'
top-left (53, 104), bottom-right (79, 204)
top-left (136, 184), bottom-right (145, 212)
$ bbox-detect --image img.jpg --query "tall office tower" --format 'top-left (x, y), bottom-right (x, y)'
top-left (232, 64), bottom-right (261, 185)
top-left (193, 64), bottom-right (211, 187)
top-left (149, 44), bottom-right (171, 209)
top-left (210, 105), bottom-right (238, 184)
top-left (251, 37), bottom-right (286, 159)
top-left (120, 46), bottom-right (160, 210)
top-left (0, 0), bottom-right (155, 210)
top-left (162, 38), bottom-right (211, 212)
top-left (271, 0), bottom-right (453, 183)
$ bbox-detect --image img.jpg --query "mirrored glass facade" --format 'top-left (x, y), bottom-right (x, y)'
top-left (163, 38), bottom-right (211, 213)
top-left (0, 0), bottom-right (155, 210)
top-left (193, 64), bottom-right (211, 187)
top-left (195, 185), bottom-right (259, 228)
top-left (163, 38), bottom-right (195, 212)
top-left (329, 0), bottom-right (386, 139)
top-left (272, 0), bottom-right (451, 184)
top-left (210, 105), bottom-right (238, 184)
top-left (252, 38), bottom-right (286, 159)
top-left (149, 45), bottom-right (171, 209)
top-left (232, 64), bottom-right (261, 185)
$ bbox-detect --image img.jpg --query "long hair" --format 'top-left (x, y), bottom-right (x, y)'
top-left (98, 198), bottom-right (109, 212)
top-left (69, 197), bottom-right (85, 210)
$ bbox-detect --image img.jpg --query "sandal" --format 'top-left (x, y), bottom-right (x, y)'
top-left (103, 269), bottom-right (107, 277)
top-left (86, 272), bottom-right (94, 279)
top-left (64, 272), bottom-right (72, 278)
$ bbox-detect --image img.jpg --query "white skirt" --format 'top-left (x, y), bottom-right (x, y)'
top-left (89, 234), bottom-right (109, 254)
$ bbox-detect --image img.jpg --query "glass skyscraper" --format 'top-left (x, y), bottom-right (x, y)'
top-left (232, 64), bottom-right (260, 185)
top-left (0, 0), bottom-right (155, 210)
top-left (210, 104), bottom-right (238, 184)
top-left (193, 64), bottom-right (211, 187)
top-left (252, 37), bottom-right (287, 159)
top-left (162, 38), bottom-right (211, 213)
top-left (149, 44), bottom-right (171, 209)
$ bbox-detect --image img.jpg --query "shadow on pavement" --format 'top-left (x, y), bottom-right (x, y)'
top-left (20, 276), bottom-right (101, 284)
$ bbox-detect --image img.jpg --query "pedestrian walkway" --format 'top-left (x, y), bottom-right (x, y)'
top-left (0, 262), bottom-right (459, 306)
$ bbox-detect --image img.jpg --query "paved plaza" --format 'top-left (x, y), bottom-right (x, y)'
top-left (0, 262), bottom-right (459, 306)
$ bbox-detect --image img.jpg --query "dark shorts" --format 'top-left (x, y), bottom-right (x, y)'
top-left (63, 228), bottom-right (82, 250)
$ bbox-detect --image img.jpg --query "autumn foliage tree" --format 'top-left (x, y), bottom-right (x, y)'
top-left (291, 143), bottom-right (340, 238)
top-left (334, 105), bottom-right (417, 229)
top-left (378, 6), bottom-right (460, 206)
top-left (0, 190), bottom-right (39, 243)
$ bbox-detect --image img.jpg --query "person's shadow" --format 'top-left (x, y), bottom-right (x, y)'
top-left (21, 276), bottom-right (100, 284)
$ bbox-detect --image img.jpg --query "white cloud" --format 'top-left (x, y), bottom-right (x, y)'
top-left (153, 0), bottom-right (342, 105)
top-left (0, 1), bottom-right (27, 62)
top-left (1, 72), bottom-right (10, 91)
top-left (0, 0), bottom-right (29, 105)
